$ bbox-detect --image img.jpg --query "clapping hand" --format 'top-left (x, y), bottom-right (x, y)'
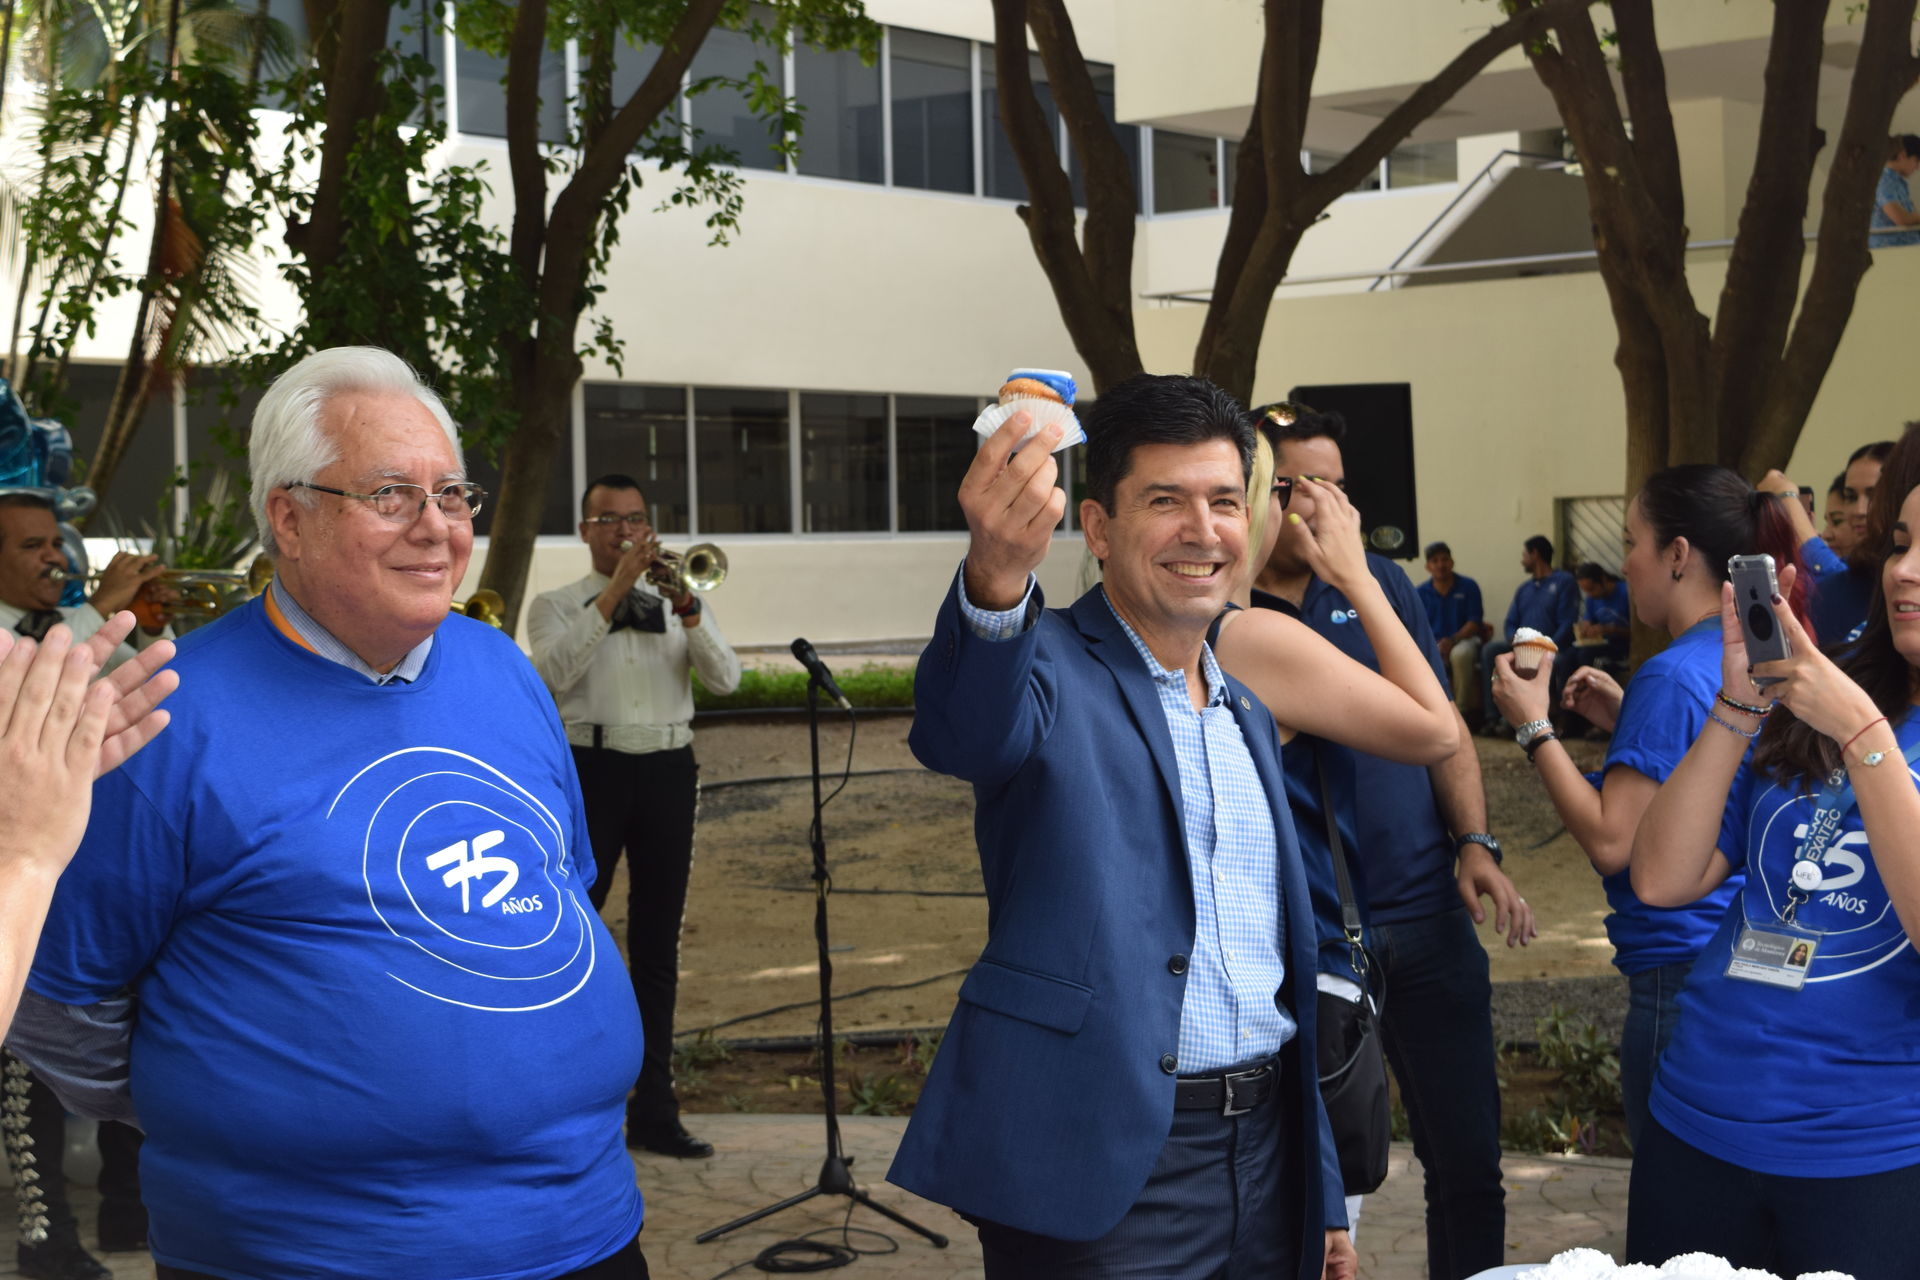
top-left (960, 412), bottom-right (1065, 610)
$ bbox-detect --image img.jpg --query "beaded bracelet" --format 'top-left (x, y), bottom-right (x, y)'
top-left (1707, 709), bottom-right (1761, 741)
top-left (1715, 689), bottom-right (1771, 717)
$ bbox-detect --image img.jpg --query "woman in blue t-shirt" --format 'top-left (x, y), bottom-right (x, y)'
top-left (1625, 431), bottom-right (1920, 1275)
top-left (1490, 465), bottom-right (1801, 1147)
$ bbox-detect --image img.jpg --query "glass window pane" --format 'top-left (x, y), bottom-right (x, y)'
top-left (800, 393), bottom-right (886, 532)
top-left (64, 365), bottom-right (174, 537)
top-left (793, 44), bottom-right (881, 182)
top-left (456, 39), bottom-right (566, 142)
top-left (584, 384), bottom-right (690, 535)
top-left (895, 395), bottom-right (977, 532)
top-left (463, 438), bottom-right (574, 539)
top-left (1387, 140), bottom-right (1457, 189)
top-left (889, 29), bottom-right (972, 194)
top-left (1067, 62), bottom-right (1140, 211)
top-left (1152, 129), bottom-right (1218, 213)
top-left (980, 46), bottom-right (1057, 201)
top-left (1306, 148), bottom-right (1381, 193)
top-left (688, 24), bottom-right (784, 171)
top-left (695, 388), bottom-right (790, 533)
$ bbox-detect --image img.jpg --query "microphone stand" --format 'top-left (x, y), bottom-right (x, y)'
top-left (695, 677), bottom-right (949, 1250)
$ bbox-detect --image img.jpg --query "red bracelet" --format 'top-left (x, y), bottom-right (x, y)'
top-left (1841, 717), bottom-right (1889, 756)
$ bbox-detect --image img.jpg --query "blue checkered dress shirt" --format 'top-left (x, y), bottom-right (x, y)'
top-left (958, 568), bottom-right (1295, 1073)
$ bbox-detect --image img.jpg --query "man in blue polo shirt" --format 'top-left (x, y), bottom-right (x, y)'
top-left (1478, 535), bottom-right (1578, 734)
top-left (1252, 406), bottom-right (1534, 1280)
top-left (1416, 541), bottom-right (1487, 719)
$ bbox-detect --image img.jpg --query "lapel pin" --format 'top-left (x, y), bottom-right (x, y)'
top-left (1239, 696), bottom-right (1251, 710)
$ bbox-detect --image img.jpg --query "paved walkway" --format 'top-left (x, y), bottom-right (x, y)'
top-left (1, 1118), bottom-right (1628, 1279)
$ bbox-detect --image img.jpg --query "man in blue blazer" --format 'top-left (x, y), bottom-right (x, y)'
top-left (889, 375), bottom-right (1353, 1279)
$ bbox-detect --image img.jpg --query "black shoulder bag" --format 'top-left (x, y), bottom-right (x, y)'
top-left (1313, 756), bottom-right (1392, 1196)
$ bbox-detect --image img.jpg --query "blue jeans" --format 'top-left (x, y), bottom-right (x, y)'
top-left (1369, 908), bottom-right (1505, 1280)
top-left (1619, 959), bottom-right (1694, 1150)
top-left (1628, 1118), bottom-right (1920, 1275)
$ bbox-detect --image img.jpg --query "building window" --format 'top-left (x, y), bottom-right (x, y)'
top-left (1305, 148), bottom-right (1381, 193)
top-left (64, 365), bottom-right (175, 536)
top-left (979, 46), bottom-right (1057, 201)
top-left (894, 396), bottom-right (977, 532)
top-left (794, 43), bottom-right (882, 183)
top-left (1387, 140), bottom-right (1457, 188)
top-left (1152, 129), bottom-right (1219, 213)
top-left (584, 384), bottom-right (690, 535)
top-left (889, 29), bottom-right (972, 194)
top-left (694, 388), bottom-right (790, 533)
top-left (800, 393), bottom-right (887, 532)
top-left (1068, 62), bottom-right (1140, 210)
top-left (688, 23), bottom-right (784, 171)
top-left (462, 438), bottom-right (576, 539)
top-left (456, 39), bottom-right (567, 142)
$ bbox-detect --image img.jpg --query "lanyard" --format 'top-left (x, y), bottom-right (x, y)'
top-left (1778, 732), bottom-right (1920, 924)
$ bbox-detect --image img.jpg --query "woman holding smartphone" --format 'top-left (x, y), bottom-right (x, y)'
top-left (1488, 465), bottom-right (1804, 1146)
top-left (1624, 429), bottom-right (1920, 1274)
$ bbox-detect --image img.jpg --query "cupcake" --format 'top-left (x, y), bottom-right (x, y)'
top-left (1511, 627), bottom-right (1559, 673)
top-left (972, 368), bottom-right (1085, 452)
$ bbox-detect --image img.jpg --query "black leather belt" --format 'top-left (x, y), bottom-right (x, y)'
top-left (1174, 1060), bottom-right (1277, 1116)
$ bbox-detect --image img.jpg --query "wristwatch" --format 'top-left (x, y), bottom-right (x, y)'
top-left (1456, 832), bottom-right (1503, 866)
top-left (1514, 718), bottom-right (1553, 747)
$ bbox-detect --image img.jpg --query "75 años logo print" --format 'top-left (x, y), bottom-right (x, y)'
top-left (329, 746), bottom-right (596, 1012)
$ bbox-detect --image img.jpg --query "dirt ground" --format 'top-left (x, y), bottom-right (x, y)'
top-left (597, 714), bottom-right (1621, 1047)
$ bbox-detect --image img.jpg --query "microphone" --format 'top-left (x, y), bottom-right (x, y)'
top-left (790, 637), bottom-right (853, 711)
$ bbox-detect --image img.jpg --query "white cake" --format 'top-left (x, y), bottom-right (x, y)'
top-left (1503, 1247), bottom-right (1853, 1280)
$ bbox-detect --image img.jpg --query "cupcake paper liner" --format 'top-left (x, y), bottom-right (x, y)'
top-left (972, 398), bottom-right (1086, 452)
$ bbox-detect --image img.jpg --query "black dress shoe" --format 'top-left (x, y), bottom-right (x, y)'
top-left (18, 1231), bottom-right (112, 1280)
top-left (98, 1194), bottom-right (149, 1251)
top-left (628, 1118), bottom-right (715, 1158)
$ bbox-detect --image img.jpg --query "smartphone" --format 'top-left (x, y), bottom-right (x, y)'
top-left (1727, 553), bottom-right (1791, 683)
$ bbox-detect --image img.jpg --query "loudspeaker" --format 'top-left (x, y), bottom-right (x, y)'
top-left (1288, 382), bottom-right (1418, 560)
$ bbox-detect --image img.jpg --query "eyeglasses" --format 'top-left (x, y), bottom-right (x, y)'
top-left (585, 512), bottom-right (650, 528)
top-left (287, 481), bottom-right (486, 522)
top-left (1272, 477), bottom-right (1294, 510)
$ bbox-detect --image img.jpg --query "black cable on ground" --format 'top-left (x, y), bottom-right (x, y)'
top-left (750, 883), bottom-right (986, 898)
top-left (676, 967), bottom-right (971, 1039)
top-left (703, 1201), bottom-right (901, 1277)
top-left (702, 765), bottom-right (928, 793)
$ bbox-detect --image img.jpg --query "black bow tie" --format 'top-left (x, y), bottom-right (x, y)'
top-left (595, 591), bottom-right (665, 635)
top-left (14, 609), bottom-right (62, 640)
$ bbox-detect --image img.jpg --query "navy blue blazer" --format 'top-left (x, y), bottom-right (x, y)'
top-left (887, 577), bottom-right (1344, 1266)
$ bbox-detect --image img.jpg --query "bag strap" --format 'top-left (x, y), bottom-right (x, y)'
top-left (1314, 750), bottom-right (1374, 997)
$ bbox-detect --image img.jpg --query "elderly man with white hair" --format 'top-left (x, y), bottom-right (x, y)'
top-left (7, 348), bottom-right (650, 1279)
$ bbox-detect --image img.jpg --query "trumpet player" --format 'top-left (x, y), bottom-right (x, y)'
top-left (0, 493), bottom-right (175, 669)
top-left (529, 475), bottom-right (740, 1159)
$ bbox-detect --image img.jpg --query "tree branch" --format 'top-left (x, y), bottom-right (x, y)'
top-left (1710, 0), bottom-right (1826, 462)
top-left (1611, 0), bottom-right (1683, 234)
top-left (289, 0), bottom-right (392, 276)
top-left (503, 0), bottom-right (551, 281)
top-left (1744, 0), bottom-right (1920, 476)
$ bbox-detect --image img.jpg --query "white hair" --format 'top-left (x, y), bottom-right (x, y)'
top-left (250, 346), bottom-right (461, 556)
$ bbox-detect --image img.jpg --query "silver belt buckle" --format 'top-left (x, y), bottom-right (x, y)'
top-left (1220, 1065), bottom-right (1264, 1117)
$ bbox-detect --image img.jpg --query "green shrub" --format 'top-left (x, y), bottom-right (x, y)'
top-left (694, 662), bottom-right (915, 711)
top-left (847, 1071), bottom-right (911, 1116)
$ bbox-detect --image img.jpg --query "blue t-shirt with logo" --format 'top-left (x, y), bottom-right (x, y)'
top-left (1580, 580), bottom-right (1631, 659)
top-left (28, 601), bottom-right (646, 1279)
top-left (1259, 557), bottom-right (1461, 925)
top-left (1416, 574), bottom-right (1483, 645)
top-left (1592, 620), bottom-right (1744, 974)
top-left (1650, 712), bottom-right (1920, 1177)
top-left (1504, 570), bottom-right (1580, 647)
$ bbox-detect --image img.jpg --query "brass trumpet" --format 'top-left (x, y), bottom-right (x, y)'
top-left (450, 589), bottom-right (507, 628)
top-left (49, 553), bottom-right (276, 613)
top-left (618, 539), bottom-right (727, 595)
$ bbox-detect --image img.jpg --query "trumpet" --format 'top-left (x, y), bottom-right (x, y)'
top-left (450, 589), bottom-right (507, 628)
top-left (49, 553), bottom-right (276, 613)
top-left (618, 539), bottom-right (727, 595)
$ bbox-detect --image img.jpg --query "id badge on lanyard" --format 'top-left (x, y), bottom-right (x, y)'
top-left (1728, 735), bottom-right (1920, 991)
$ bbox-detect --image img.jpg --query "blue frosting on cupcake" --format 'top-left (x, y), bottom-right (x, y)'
top-left (1007, 369), bottom-right (1077, 405)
